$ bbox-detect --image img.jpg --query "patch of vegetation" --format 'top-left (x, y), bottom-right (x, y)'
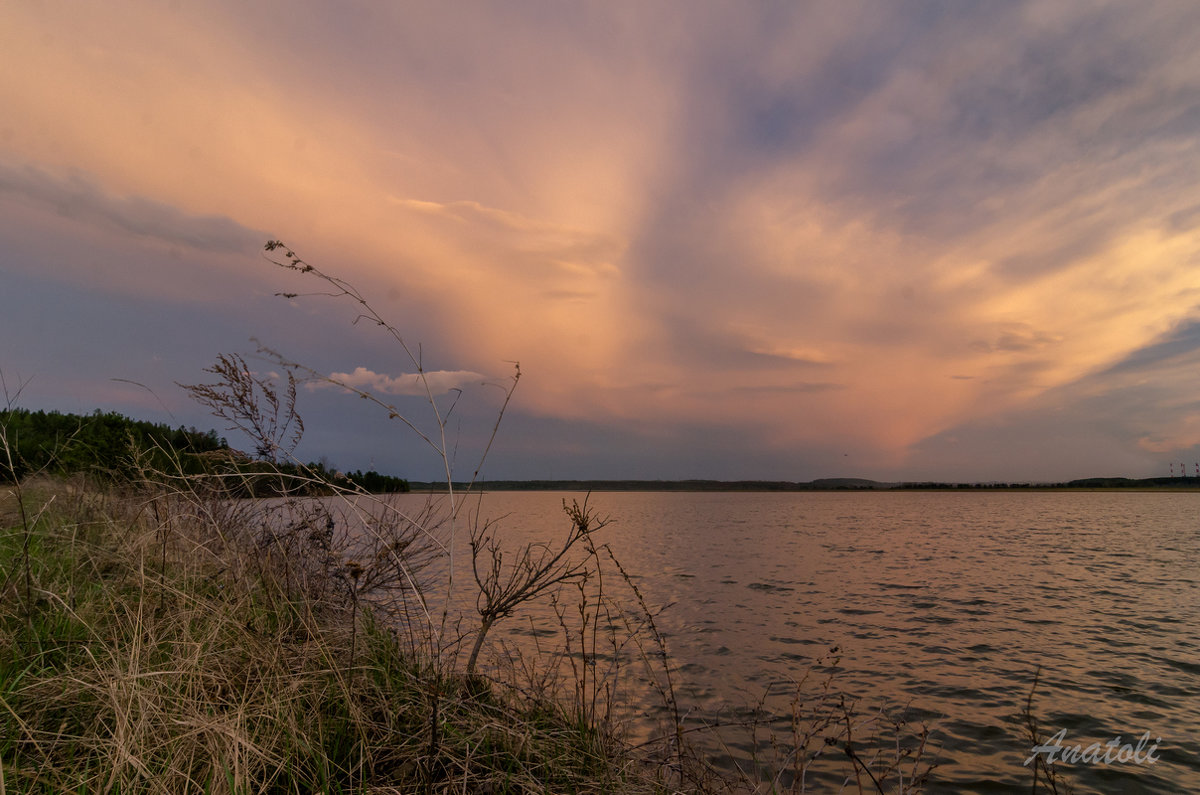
top-left (0, 477), bottom-right (652, 794)
top-left (0, 407), bottom-right (225, 482)
top-left (0, 406), bottom-right (408, 495)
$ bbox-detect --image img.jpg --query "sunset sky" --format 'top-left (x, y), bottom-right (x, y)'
top-left (5, 2), bottom-right (1200, 482)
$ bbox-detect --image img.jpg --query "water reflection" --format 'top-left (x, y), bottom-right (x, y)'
top-left (374, 490), bottom-right (1200, 793)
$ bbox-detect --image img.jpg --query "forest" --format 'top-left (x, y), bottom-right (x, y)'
top-left (0, 408), bottom-right (408, 494)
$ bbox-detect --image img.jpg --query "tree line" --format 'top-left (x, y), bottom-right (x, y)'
top-left (0, 408), bottom-right (408, 494)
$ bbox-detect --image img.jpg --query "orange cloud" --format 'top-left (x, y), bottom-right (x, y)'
top-left (5, 2), bottom-right (1200, 477)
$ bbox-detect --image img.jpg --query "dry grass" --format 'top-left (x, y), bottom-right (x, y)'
top-left (0, 477), bottom-right (669, 794)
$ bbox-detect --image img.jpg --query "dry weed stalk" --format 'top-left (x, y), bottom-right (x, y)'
top-left (182, 352), bottom-right (303, 464)
top-left (465, 497), bottom-right (606, 675)
top-left (260, 240), bottom-right (521, 632)
top-left (208, 242), bottom-right (657, 780)
top-left (1022, 666), bottom-right (1074, 795)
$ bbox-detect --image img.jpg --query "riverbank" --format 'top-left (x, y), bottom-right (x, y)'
top-left (1, 473), bottom-right (954, 793)
top-left (0, 477), bottom-right (665, 793)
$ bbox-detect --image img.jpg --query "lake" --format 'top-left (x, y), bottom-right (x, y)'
top-left (380, 490), bottom-right (1200, 793)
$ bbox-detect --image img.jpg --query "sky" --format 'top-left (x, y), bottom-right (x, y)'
top-left (4, 2), bottom-right (1200, 483)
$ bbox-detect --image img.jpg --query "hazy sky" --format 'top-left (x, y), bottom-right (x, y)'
top-left (5, 1), bottom-right (1200, 482)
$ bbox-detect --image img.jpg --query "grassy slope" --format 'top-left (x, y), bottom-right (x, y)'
top-left (0, 478), bottom-right (657, 794)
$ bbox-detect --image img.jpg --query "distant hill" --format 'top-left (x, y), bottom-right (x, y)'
top-left (411, 476), bottom-right (1200, 492)
top-left (807, 477), bottom-right (896, 489)
top-left (1064, 476), bottom-right (1200, 489)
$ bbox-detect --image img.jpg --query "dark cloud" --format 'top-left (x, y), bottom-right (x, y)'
top-left (0, 162), bottom-right (261, 253)
top-left (946, 10), bottom-right (1144, 140)
top-left (909, 318), bottom-right (1200, 478)
top-left (819, 3), bottom-right (1200, 239)
top-left (1098, 318), bottom-right (1200, 376)
top-left (969, 326), bottom-right (1062, 354)
top-left (1167, 203), bottom-right (1200, 232)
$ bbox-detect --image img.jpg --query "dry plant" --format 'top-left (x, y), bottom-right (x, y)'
top-left (180, 242), bottom-right (681, 787)
top-left (465, 497), bottom-right (606, 675)
top-left (252, 244), bottom-right (707, 788)
top-left (261, 240), bottom-right (520, 623)
top-left (469, 498), bottom-right (699, 789)
top-left (184, 352), bottom-right (303, 464)
top-left (0, 470), bottom-right (673, 793)
top-left (1022, 666), bottom-right (1074, 795)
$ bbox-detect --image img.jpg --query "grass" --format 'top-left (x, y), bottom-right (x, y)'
top-left (0, 476), bottom-right (667, 794)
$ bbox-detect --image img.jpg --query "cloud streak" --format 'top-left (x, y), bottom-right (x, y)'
top-left (0, 162), bottom-right (261, 253)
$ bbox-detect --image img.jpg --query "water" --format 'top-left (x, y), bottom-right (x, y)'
top-left (381, 490), bottom-right (1200, 793)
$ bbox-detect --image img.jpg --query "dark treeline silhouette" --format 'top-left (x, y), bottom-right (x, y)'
top-left (0, 408), bottom-right (225, 482)
top-left (0, 408), bottom-right (409, 494)
top-left (343, 468), bottom-right (410, 493)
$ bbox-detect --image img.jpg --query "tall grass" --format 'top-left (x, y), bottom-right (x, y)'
top-left (0, 474), bottom-right (666, 793)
